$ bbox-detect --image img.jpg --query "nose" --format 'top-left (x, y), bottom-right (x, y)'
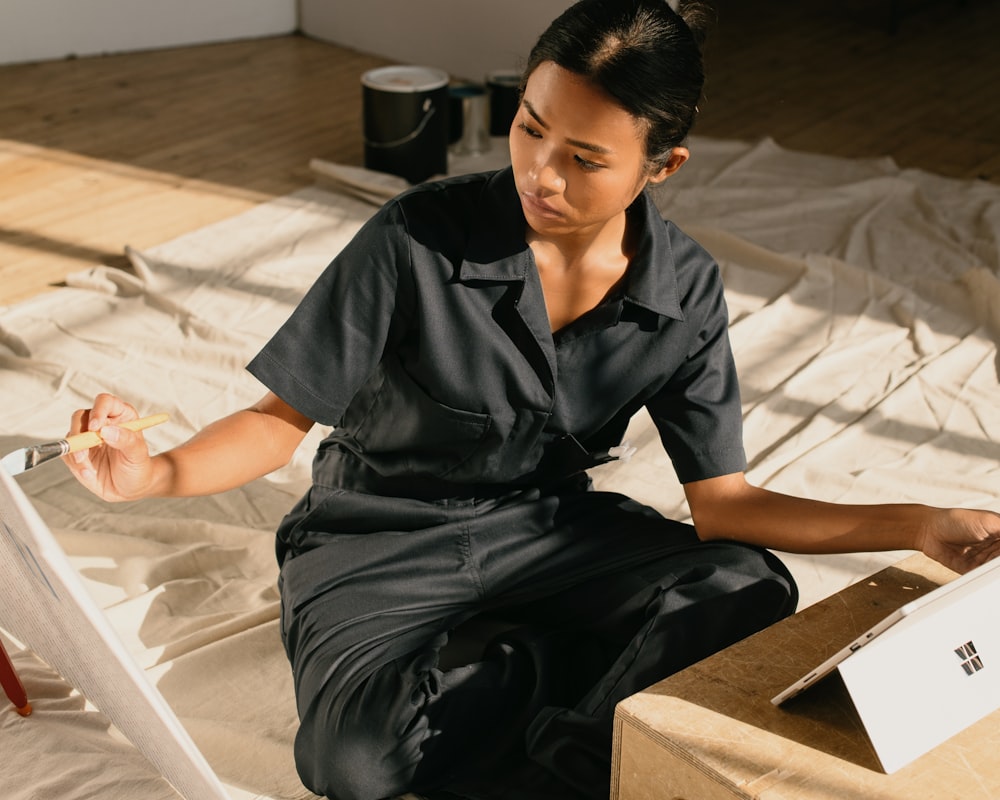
top-left (529, 154), bottom-right (565, 195)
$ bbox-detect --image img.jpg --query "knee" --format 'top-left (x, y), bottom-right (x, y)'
top-left (291, 646), bottom-right (445, 800)
top-left (294, 710), bottom-right (415, 800)
top-left (682, 541), bottom-right (798, 622)
top-left (294, 679), bottom-right (428, 800)
top-left (735, 542), bottom-right (798, 614)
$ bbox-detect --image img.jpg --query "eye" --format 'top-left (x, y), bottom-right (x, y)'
top-left (574, 154), bottom-right (605, 172)
top-left (517, 122), bottom-right (542, 139)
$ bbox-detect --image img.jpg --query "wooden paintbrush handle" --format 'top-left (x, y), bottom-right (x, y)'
top-left (64, 413), bottom-right (170, 454)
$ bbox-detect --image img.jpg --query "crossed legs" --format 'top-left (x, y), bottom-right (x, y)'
top-left (278, 489), bottom-right (797, 800)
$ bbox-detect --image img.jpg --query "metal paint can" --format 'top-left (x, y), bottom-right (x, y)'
top-left (486, 69), bottom-right (522, 137)
top-left (362, 65), bottom-right (450, 184)
top-left (448, 83), bottom-right (490, 157)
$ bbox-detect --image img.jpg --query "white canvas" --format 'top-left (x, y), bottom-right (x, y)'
top-left (0, 468), bottom-right (231, 800)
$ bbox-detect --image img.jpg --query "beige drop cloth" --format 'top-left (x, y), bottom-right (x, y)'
top-left (1, 136), bottom-right (998, 799)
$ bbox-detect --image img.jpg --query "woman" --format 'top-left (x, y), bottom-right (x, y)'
top-left (65, 1), bottom-right (1000, 799)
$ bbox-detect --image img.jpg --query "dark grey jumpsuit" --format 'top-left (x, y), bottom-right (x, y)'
top-left (247, 168), bottom-right (797, 800)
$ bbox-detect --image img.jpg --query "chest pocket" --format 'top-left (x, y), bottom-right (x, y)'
top-left (348, 360), bottom-right (494, 480)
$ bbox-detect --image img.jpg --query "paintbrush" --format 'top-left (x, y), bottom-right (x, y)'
top-left (1, 413), bottom-right (169, 477)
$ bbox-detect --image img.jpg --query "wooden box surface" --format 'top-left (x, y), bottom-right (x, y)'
top-left (612, 555), bottom-right (1000, 799)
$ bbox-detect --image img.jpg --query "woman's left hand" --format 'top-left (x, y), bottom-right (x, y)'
top-left (919, 508), bottom-right (1000, 575)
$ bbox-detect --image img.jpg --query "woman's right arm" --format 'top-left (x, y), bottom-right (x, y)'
top-left (65, 391), bottom-right (315, 502)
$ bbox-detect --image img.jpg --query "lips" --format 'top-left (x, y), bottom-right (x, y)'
top-left (520, 192), bottom-right (563, 219)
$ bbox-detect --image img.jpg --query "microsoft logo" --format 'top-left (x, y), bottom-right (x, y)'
top-left (955, 641), bottom-right (984, 676)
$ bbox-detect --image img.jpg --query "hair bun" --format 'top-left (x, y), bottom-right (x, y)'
top-left (674, 0), bottom-right (714, 47)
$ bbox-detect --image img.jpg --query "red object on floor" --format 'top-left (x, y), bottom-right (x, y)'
top-left (0, 639), bottom-right (32, 716)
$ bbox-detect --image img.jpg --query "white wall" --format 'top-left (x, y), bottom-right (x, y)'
top-left (0, 0), bottom-right (297, 65)
top-left (298, 0), bottom-right (572, 82)
top-left (1, 1), bottom-right (571, 78)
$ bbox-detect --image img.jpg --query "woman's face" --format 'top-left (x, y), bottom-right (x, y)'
top-left (509, 60), bottom-right (685, 240)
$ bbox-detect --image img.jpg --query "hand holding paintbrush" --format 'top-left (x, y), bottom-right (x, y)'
top-left (2, 414), bottom-right (169, 478)
top-left (3, 414), bottom-right (169, 478)
top-left (59, 391), bottom-right (312, 503)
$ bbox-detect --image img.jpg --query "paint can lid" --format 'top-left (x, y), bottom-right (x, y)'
top-left (486, 69), bottom-right (521, 87)
top-left (362, 66), bottom-right (450, 93)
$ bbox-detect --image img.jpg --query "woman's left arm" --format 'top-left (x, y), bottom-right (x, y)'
top-left (684, 473), bottom-right (1000, 575)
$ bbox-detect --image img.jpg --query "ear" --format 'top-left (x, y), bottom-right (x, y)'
top-left (648, 146), bottom-right (690, 184)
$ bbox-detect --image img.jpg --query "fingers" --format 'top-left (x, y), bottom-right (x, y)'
top-left (965, 537), bottom-right (1000, 570)
top-left (81, 393), bottom-right (139, 432)
top-left (95, 423), bottom-right (149, 463)
top-left (927, 510), bottom-right (1000, 574)
top-left (65, 394), bottom-right (148, 490)
top-left (70, 394), bottom-right (139, 443)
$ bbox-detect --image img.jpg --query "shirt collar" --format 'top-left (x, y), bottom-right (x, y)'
top-left (459, 167), bottom-right (684, 322)
top-left (623, 189), bottom-right (684, 321)
top-left (458, 168), bottom-right (533, 282)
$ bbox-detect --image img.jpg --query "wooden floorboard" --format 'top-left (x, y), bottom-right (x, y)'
top-left (698, 0), bottom-right (1000, 177)
top-left (0, 38), bottom-right (392, 304)
top-left (1, 1), bottom-right (997, 305)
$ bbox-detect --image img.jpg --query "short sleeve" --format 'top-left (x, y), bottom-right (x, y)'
top-left (645, 254), bottom-right (747, 483)
top-left (247, 202), bottom-right (412, 426)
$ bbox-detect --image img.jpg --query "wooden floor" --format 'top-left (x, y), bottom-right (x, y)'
top-left (1, 0), bottom-right (998, 306)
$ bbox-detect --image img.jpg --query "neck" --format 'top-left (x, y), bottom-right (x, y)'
top-left (527, 210), bottom-right (630, 273)
top-left (528, 209), bottom-right (636, 333)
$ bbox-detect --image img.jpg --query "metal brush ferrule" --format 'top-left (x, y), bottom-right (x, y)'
top-left (24, 440), bottom-right (71, 470)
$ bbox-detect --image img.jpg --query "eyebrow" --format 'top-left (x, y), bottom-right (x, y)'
top-left (522, 99), bottom-right (614, 155)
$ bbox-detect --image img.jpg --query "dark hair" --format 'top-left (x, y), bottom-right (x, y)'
top-left (522, 0), bottom-right (712, 171)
